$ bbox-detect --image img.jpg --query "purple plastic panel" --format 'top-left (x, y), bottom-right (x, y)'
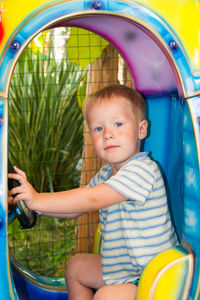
top-left (58, 15), bottom-right (177, 95)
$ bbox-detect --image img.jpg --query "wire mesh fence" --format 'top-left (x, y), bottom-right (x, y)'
top-left (8, 27), bottom-right (132, 277)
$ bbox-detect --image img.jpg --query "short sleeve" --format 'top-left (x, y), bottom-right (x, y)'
top-left (104, 159), bottom-right (155, 205)
top-left (88, 163), bottom-right (112, 188)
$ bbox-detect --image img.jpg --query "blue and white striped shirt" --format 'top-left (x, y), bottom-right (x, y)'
top-left (89, 152), bottom-right (178, 285)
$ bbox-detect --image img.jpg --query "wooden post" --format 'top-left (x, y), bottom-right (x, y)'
top-left (76, 44), bottom-right (119, 253)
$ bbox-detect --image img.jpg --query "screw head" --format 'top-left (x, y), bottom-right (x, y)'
top-left (169, 41), bottom-right (178, 52)
top-left (0, 115), bottom-right (3, 127)
top-left (10, 41), bottom-right (20, 52)
top-left (91, 1), bottom-right (104, 10)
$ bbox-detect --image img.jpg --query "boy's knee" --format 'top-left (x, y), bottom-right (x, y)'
top-left (65, 255), bottom-right (81, 282)
top-left (93, 286), bottom-right (112, 300)
top-left (94, 284), bottom-right (137, 300)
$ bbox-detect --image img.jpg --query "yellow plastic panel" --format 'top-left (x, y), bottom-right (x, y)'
top-left (1, 0), bottom-right (200, 73)
top-left (135, 0), bottom-right (200, 73)
top-left (137, 247), bottom-right (193, 300)
top-left (0, 0), bottom-right (55, 53)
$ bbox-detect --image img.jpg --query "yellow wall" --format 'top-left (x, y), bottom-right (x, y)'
top-left (1, 0), bottom-right (200, 72)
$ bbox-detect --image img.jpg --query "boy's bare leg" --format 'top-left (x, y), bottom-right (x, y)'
top-left (65, 254), bottom-right (105, 300)
top-left (94, 283), bottom-right (138, 300)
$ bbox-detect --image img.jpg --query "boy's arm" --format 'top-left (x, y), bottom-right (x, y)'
top-left (8, 167), bottom-right (127, 215)
top-left (37, 212), bottom-right (83, 218)
top-left (33, 184), bottom-right (126, 214)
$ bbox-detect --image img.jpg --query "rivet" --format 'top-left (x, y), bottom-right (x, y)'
top-left (0, 115), bottom-right (3, 126)
top-left (91, 1), bottom-right (104, 10)
top-left (10, 40), bottom-right (20, 53)
top-left (169, 41), bottom-right (178, 52)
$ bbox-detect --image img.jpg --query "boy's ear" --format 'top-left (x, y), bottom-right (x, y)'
top-left (138, 120), bottom-right (148, 140)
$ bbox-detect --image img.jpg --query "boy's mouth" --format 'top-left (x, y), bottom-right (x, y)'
top-left (104, 145), bottom-right (119, 150)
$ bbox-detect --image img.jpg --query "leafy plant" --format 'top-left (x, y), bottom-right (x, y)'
top-left (9, 216), bottom-right (76, 276)
top-left (8, 30), bottom-right (87, 276)
top-left (8, 41), bottom-right (85, 193)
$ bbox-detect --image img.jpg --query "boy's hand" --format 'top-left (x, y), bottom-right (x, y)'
top-left (8, 166), bottom-right (39, 211)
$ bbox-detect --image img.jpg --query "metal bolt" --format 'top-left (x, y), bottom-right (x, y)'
top-left (0, 115), bottom-right (3, 127)
top-left (10, 40), bottom-right (20, 52)
top-left (91, 1), bottom-right (104, 10)
top-left (169, 41), bottom-right (178, 52)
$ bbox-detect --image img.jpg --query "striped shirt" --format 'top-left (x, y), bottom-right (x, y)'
top-left (88, 152), bottom-right (178, 285)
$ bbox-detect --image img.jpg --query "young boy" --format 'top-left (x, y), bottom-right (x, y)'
top-left (8, 84), bottom-right (178, 300)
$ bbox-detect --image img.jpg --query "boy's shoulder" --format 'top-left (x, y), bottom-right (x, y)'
top-left (125, 152), bottom-right (155, 167)
top-left (121, 152), bottom-right (160, 176)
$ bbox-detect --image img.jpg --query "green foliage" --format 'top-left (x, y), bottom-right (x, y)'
top-left (8, 33), bottom-right (86, 276)
top-left (8, 44), bottom-right (85, 192)
top-left (9, 216), bottom-right (76, 276)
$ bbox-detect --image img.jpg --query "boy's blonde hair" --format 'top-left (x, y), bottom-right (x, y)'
top-left (83, 84), bottom-right (146, 123)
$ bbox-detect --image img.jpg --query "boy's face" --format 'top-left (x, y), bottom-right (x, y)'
top-left (87, 96), bottom-right (148, 173)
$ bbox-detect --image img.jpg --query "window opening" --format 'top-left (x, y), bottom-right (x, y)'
top-left (8, 26), bottom-right (133, 276)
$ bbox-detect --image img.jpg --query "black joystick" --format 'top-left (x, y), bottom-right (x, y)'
top-left (8, 160), bottom-right (37, 229)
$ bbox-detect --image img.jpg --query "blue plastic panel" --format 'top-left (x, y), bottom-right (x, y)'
top-left (144, 93), bottom-right (183, 241)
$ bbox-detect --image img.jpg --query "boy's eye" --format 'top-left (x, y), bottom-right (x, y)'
top-left (95, 126), bottom-right (103, 132)
top-left (115, 122), bottom-right (123, 127)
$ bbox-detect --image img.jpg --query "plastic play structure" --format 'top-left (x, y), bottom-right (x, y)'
top-left (1, 0), bottom-right (200, 299)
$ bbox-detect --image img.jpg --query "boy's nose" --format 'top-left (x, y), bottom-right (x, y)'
top-left (104, 128), bottom-right (114, 139)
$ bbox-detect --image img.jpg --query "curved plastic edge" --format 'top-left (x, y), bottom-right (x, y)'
top-left (10, 252), bottom-right (67, 291)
